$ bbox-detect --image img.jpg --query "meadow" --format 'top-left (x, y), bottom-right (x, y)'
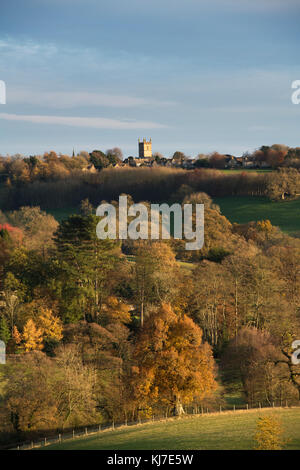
top-left (46, 196), bottom-right (300, 236)
top-left (42, 408), bottom-right (300, 450)
top-left (214, 196), bottom-right (300, 235)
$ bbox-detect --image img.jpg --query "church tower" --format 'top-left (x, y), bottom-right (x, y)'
top-left (138, 138), bottom-right (152, 158)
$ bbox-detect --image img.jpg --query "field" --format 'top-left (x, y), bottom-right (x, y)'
top-left (214, 196), bottom-right (300, 235)
top-left (43, 408), bottom-right (300, 450)
top-left (45, 196), bottom-right (300, 237)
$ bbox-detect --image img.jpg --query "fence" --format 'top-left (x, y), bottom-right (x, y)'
top-left (10, 400), bottom-right (298, 450)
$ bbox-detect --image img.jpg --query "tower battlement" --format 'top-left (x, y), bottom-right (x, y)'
top-left (138, 138), bottom-right (152, 158)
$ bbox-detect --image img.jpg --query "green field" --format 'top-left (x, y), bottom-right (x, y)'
top-left (45, 196), bottom-right (300, 236)
top-left (214, 196), bottom-right (300, 235)
top-left (43, 408), bottom-right (300, 450)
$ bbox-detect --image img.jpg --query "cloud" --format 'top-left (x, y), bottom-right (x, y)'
top-left (9, 89), bottom-right (175, 108)
top-left (0, 112), bottom-right (167, 129)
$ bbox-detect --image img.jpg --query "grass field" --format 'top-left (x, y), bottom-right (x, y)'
top-left (45, 196), bottom-right (300, 236)
top-left (43, 408), bottom-right (300, 450)
top-left (214, 196), bottom-right (300, 235)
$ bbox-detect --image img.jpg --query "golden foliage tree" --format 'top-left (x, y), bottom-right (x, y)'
top-left (132, 303), bottom-right (217, 414)
top-left (101, 296), bottom-right (131, 325)
top-left (22, 319), bottom-right (43, 352)
top-left (254, 415), bottom-right (285, 450)
top-left (37, 308), bottom-right (63, 343)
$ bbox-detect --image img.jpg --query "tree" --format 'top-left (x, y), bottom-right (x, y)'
top-left (209, 152), bottom-right (226, 169)
top-left (37, 308), bottom-right (63, 344)
top-left (132, 304), bottom-right (217, 415)
top-left (80, 198), bottom-right (94, 216)
top-left (89, 150), bottom-right (110, 170)
top-left (53, 344), bottom-right (99, 427)
top-left (11, 325), bottom-right (22, 352)
top-left (7, 206), bottom-right (58, 252)
top-left (4, 352), bottom-right (58, 432)
top-left (106, 147), bottom-right (123, 165)
top-left (133, 242), bottom-right (178, 326)
top-left (0, 316), bottom-right (10, 344)
top-left (23, 319), bottom-right (43, 352)
top-left (254, 416), bottom-right (285, 450)
top-left (172, 151), bottom-right (186, 165)
top-left (100, 296), bottom-right (131, 326)
top-left (266, 168), bottom-right (300, 200)
top-left (54, 214), bottom-right (119, 322)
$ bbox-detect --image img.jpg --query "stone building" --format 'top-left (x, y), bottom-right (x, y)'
top-left (138, 138), bottom-right (152, 158)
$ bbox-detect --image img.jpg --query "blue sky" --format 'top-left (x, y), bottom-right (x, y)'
top-left (0, 0), bottom-right (300, 157)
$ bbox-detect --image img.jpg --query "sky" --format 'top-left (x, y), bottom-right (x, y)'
top-left (0, 0), bottom-right (300, 158)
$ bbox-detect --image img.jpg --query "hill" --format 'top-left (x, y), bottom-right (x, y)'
top-left (42, 408), bottom-right (300, 450)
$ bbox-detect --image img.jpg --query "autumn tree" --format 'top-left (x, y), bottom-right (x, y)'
top-left (7, 206), bottom-right (58, 252)
top-left (53, 344), bottom-right (99, 427)
top-left (266, 168), bottom-right (300, 200)
top-left (22, 319), bottom-right (43, 352)
top-left (4, 352), bottom-right (58, 432)
top-left (254, 415), bottom-right (285, 450)
top-left (132, 242), bottom-right (178, 326)
top-left (132, 304), bottom-right (217, 415)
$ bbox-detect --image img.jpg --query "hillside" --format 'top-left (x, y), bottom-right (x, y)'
top-left (43, 408), bottom-right (300, 450)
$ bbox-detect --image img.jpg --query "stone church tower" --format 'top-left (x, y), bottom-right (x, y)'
top-left (138, 138), bottom-right (152, 158)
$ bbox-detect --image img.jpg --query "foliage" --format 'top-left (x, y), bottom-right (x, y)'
top-left (254, 415), bottom-right (285, 450)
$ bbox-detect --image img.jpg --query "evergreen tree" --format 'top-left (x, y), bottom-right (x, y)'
top-left (54, 214), bottom-right (120, 322)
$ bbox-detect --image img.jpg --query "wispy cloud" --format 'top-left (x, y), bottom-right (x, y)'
top-left (0, 112), bottom-right (167, 129)
top-left (9, 89), bottom-right (175, 108)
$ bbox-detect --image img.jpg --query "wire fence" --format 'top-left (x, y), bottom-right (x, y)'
top-left (9, 399), bottom-right (299, 450)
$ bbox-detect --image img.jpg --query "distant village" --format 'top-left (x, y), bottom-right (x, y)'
top-left (104, 139), bottom-right (275, 171)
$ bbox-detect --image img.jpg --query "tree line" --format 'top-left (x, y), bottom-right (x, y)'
top-left (0, 166), bottom-right (300, 213)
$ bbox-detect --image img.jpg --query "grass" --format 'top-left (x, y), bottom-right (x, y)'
top-left (44, 195), bottom-right (300, 236)
top-left (43, 408), bottom-right (300, 450)
top-left (218, 169), bottom-right (272, 174)
top-left (214, 196), bottom-right (300, 235)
